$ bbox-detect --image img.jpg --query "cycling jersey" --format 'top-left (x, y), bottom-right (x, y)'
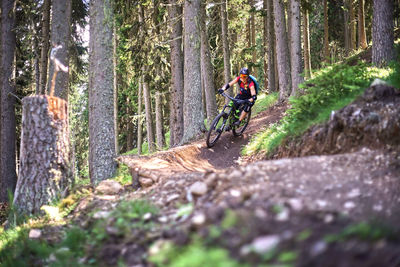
top-left (235, 76), bottom-right (255, 99)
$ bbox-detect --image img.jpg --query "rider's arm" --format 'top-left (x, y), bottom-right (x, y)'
top-left (222, 77), bottom-right (239, 91)
top-left (249, 85), bottom-right (256, 102)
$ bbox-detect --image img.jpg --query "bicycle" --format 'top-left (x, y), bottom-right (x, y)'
top-left (206, 92), bottom-right (252, 148)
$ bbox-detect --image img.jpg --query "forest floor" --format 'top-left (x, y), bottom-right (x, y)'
top-left (7, 85), bottom-right (398, 267)
top-left (84, 84), bottom-right (400, 267)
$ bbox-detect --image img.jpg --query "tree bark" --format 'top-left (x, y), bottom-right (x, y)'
top-left (168, 0), bottom-right (184, 146)
top-left (39, 0), bottom-right (51, 95)
top-left (200, 2), bottom-right (218, 128)
top-left (358, 0), bottom-right (368, 49)
top-left (126, 99), bottom-right (134, 151)
top-left (13, 96), bottom-right (72, 215)
top-left (113, 23), bottom-right (119, 154)
top-left (372, 0), bottom-right (395, 66)
top-left (344, 2), bottom-right (350, 55)
top-left (182, 0), bottom-right (205, 143)
top-left (273, 0), bottom-right (291, 100)
top-left (266, 0), bottom-right (277, 92)
top-left (143, 79), bottom-right (155, 152)
top-left (289, 0), bottom-right (303, 96)
top-left (221, 0), bottom-right (233, 99)
top-left (250, 0), bottom-right (257, 65)
top-left (0, 0), bottom-right (17, 203)
top-left (137, 80), bottom-right (143, 155)
top-left (47, 0), bottom-right (71, 100)
top-left (89, 0), bottom-right (117, 184)
top-left (349, 0), bottom-right (356, 51)
top-left (155, 91), bottom-right (165, 150)
top-left (302, 6), bottom-right (312, 79)
top-left (323, 0), bottom-right (330, 62)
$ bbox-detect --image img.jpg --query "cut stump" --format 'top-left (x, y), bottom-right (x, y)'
top-left (13, 95), bottom-right (72, 215)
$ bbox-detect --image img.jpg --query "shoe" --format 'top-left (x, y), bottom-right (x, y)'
top-left (233, 120), bottom-right (241, 126)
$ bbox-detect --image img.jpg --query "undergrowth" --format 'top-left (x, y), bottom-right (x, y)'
top-left (243, 60), bottom-right (398, 157)
top-left (0, 199), bottom-right (158, 266)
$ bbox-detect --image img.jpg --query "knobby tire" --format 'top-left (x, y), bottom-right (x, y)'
top-left (206, 113), bottom-right (226, 148)
top-left (232, 110), bottom-right (251, 136)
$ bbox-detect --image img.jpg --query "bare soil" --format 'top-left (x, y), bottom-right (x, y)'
top-left (108, 85), bottom-right (400, 267)
top-left (29, 85), bottom-right (400, 267)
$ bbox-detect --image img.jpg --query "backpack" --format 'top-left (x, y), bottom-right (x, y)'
top-left (249, 75), bottom-right (260, 94)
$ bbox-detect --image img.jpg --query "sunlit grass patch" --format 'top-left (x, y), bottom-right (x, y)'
top-left (243, 60), bottom-right (397, 157)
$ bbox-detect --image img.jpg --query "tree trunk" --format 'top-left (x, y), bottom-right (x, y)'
top-left (302, 7), bottom-right (312, 79)
top-left (358, 0), bottom-right (368, 49)
top-left (168, 0), bottom-right (184, 146)
top-left (13, 96), bottom-right (72, 215)
top-left (349, 0), bottom-right (356, 51)
top-left (89, 0), bottom-right (117, 184)
top-left (39, 0), bottom-right (51, 95)
top-left (273, 0), bottom-right (291, 100)
top-left (323, 0), bottom-right (330, 62)
top-left (155, 91), bottom-right (165, 150)
top-left (266, 0), bottom-right (277, 92)
top-left (182, 0), bottom-right (205, 143)
top-left (113, 23), bottom-right (119, 154)
top-left (47, 0), bottom-right (71, 100)
top-left (289, 0), bottom-right (303, 96)
top-left (221, 0), bottom-right (233, 99)
top-left (126, 99), bottom-right (134, 151)
top-left (250, 0), bottom-right (257, 65)
top-left (344, 2), bottom-right (350, 55)
top-left (0, 0), bottom-right (17, 203)
top-left (200, 2), bottom-right (218, 128)
top-left (143, 79), bottom-right (155, 152)
top-left (372, 0), bottom-right (395, 66)
top-left (137, 80), bottom-right (143, 155)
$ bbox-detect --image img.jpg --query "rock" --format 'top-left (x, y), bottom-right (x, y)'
top-left (96, 195), bottom-right (117, 201)
top-left (275, 208), bottom-right (290, 221)
top-left (287, 198), bottom-right (303, 211)
top-left (310, 241), bottom-right (327, 257)
top-left (252, 235), bottom-right (281, 254)
top-left (139, 177), bottom-right (154, 188)
top-left (230, 189), bottom-right (241, 197)
top-left (344, 201), bottom-right (356, 209)
top-left (189, 181), bottom-right (208, 196)
top-left (143, 212), bottom-right (152, 221)
top-left (316, 200), bottom-right (328, 208)
top-left (324, 214), bottom-right (334, 224)
top-left (29, 229), bottom-right (42, 239)
top-left (347, 188), bottom-right (361, 198)
top-left (158, 216), bottom-right (168, 223)
top-left (95, 180), bottom-right (123, 195)
top-left (166, 194), bottom-right (180, 204)
top-left (93, 210), bottom-right (111, 219)
top-left (191, 212), bottom-right (206, 226)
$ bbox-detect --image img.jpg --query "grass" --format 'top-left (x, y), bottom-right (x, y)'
top-left (243, 60), bottom-right (398, 157)
top-left (0, 199), bottom-right (159, 266)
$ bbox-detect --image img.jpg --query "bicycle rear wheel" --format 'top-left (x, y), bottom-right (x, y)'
top-left (206, 113), bottom-right (226, 148)
top-left (232, 110), bottom-right (251, 136)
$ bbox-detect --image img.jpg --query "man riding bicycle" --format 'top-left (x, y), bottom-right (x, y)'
top-left (218, 67), bottom-right (257, 126)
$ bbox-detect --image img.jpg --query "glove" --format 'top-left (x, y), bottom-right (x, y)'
top-left (247, 99), bottom-right (254, 106)
top-left (218, 89), bottom-right (224, 94)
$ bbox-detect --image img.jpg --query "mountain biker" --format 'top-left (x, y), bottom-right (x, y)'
top-left (218, 67), bottom-right (257, 126)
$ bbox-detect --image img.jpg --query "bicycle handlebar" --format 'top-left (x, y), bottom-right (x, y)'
top-left (220, 91), bottom-right (249, 105)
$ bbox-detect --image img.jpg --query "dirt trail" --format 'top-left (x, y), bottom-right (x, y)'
top-left (108, 87), bottom-right (400, 266)
top-left (118, 102), bottom-right (287, 175)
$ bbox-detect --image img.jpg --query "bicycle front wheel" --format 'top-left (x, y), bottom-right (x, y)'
top-left (232, 110), bottom-right (251, 136)
top-left (206, 113), bottom-right (226, 148)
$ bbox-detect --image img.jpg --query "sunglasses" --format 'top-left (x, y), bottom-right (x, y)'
top-left (240, 74), bottom-right (248, 78)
